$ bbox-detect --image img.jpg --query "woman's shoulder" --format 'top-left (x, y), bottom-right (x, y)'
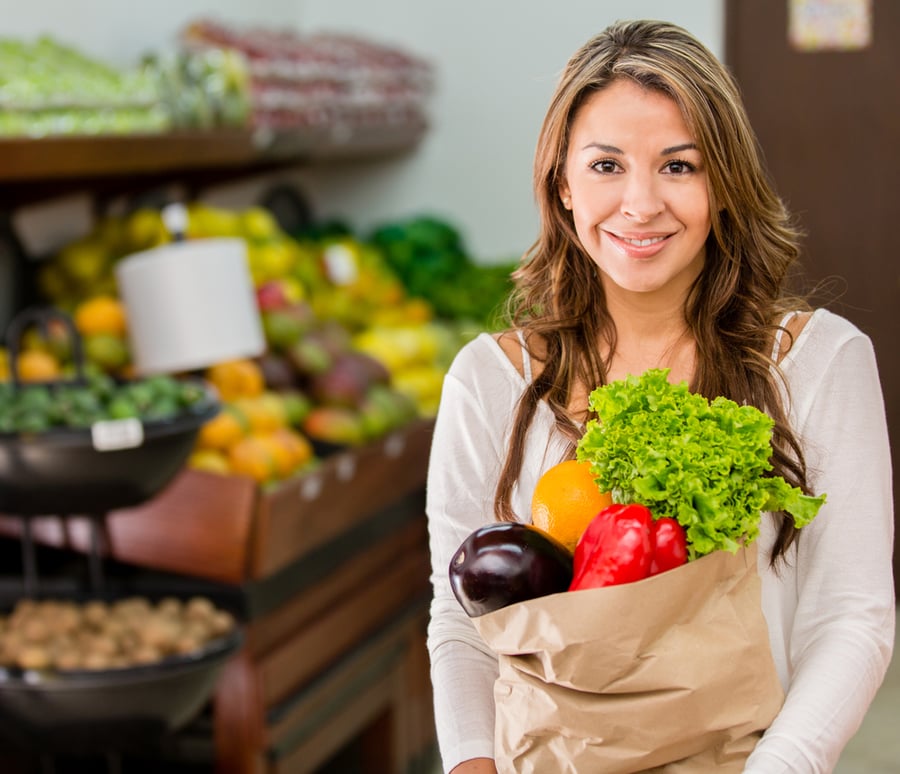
top-left (779, 307), bottom-right (871, 364)
top-left (448, 330), bottom-right (525, 383)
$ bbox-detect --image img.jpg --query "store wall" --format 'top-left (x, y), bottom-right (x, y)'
top-left (293, 1), bottom-right (724, 262)
top-left (6, 0), bottom-right (723, 263)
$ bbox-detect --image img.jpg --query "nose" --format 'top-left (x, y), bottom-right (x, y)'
top-left (620, 172), bottom-right (664, 223)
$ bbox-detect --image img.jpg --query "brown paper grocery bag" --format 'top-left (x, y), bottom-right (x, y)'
top-left (473, 545), bottom-right (784, 774)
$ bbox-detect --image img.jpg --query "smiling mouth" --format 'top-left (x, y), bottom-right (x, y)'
top-left (619, 235), bottom-right (669, 247)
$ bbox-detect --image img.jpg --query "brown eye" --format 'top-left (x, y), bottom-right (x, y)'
top-left (664, 159), bottom-right (696, 174)
top-left (591, 159), bottom-right (619, 174)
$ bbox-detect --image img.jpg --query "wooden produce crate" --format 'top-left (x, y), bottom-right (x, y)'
top-left (0, 417), bottom-right (436, 585)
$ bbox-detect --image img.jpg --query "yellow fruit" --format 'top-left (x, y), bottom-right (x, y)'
top-left (16, 350), bottom-right (61, 382)
top-left (531, 460), bottom-right (614, 554)
top-left (196, 407), bottom-right (248, 451)
top-left (188, 450), bottom-right (231, 476)
top-left (187, 204), bottom-right (241, 239)
top-left (74, 296), bottom-right (128, 337)
top-left (247, 242), bottom-right (295, 284)
top-left (271, 427), bottom-right (314, 470)
top-left (125, 208), bottom-right (168, 250)
top-left (254, 433), bottom-right (295, 478)
top-left (233, 393), bottom-right (288, 434)
top-left (57, 240), bottom-right (110, 284)
top-left (240, 207), bottom-right (281, 242)
top-left (227, 436), bottom-right (278, 483)
top-left (391, 365), bottom-right (445, 408)
top-left (83, 333), bottom-right (130, 372)
top-left (205, 359), bottom-right (265, 402)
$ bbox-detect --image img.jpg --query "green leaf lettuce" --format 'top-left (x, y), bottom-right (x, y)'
top-left (575, 369), bottom-right (826, 559)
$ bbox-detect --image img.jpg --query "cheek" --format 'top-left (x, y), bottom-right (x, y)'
top-left (681, 189), bottom-right (712, 231)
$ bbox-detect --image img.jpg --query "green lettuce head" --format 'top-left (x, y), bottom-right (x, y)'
top-left (576, 369), bottom-right (826, 559)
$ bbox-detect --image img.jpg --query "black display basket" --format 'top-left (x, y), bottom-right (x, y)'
top-left (0, 306), bottom-right (219, 517)
top-left (0, 306), bottom-right (240, 770)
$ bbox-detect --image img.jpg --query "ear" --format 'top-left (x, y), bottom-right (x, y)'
top-left (558, 183), bottom-right (572, 210)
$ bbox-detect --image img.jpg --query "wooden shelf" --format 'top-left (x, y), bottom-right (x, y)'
top-left (0, 122), bottom-right (427, 183)
top-left (0, 121), bottom-right (427, 208)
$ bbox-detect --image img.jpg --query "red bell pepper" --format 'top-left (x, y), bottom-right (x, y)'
top-left (568, 504), bottom-right (653, 591)
top-left (569, 506), bottom-right (689, 591)
top-left (649, 517), bottom-right (688, 576)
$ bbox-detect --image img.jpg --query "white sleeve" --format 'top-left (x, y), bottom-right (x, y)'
top-left (745, 330), bottom-right (895, 772)
top-left (425, 342), bottom-right (514, 771)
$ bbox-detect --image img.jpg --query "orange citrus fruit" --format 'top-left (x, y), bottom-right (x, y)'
top-left (227, 436), bottom-right (278, 483)
top-left (74, 295), bottom-right (128, 337)
top-left (254, 433), bottom-right (296, 479)
top-left (196, 406), bottom-right (248, 451)
top-left (531, 459), bottom-right (614, 553)
top-left (205, 359), bottom-right (265, 402)
top-left (271, 427), bottom-right (314, 470)
top-left (16, 350), bottom-right (62, 382)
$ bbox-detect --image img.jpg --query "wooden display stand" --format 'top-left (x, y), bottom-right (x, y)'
top-left (0, 418), bottom-right (438, 773)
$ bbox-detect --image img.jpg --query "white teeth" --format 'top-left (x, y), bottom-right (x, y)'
top-left (621, 236), bottom-right (666, 247)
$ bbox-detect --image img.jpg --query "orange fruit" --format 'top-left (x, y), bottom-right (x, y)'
top-left (254, 433), bottom-right (296, 479)
top-left (531, 459), bottom-right (614, 553)
top-left (74, 295), bottom-right (128, 337)
top-left (233, 393), bottom-right (288, 434)
top-left (16, 350), bottom-right (62, 382)
top-left (196, 406), bottom-right (248, 451)
top-left (271, 427), bottom-right (314, 470)
top-left (205, 359), bottom-right (265, 402)
top-left (227, 436), bottom-right (278, 483)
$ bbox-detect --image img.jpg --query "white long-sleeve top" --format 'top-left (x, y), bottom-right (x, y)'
top-left (425, 308), bottom-right (895, 773)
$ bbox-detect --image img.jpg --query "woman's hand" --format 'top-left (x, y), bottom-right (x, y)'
top-left (450, 758), bottom-right (498, 774)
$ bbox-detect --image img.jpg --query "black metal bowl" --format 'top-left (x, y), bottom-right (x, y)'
top-left (0, 625), bottom-right (241, 755)
top-left (0, 389), bottom-right (219, 516)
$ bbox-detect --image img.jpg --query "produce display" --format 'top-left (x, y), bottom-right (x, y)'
top-left (450, 369), bottom-right (827, 616)
top-left (0, 370), bottom-right (210, 434)
top-left (369, 215), bottom-right (517, 327)
top-left (0, 595), bottom-right (236, 672)
top-left (13, 199), bottom-right (513, 486)
top-left (180, 19), bottom-right (434, 133)
top-left (0, 36), bottom-right (167, 137)
top-left (0, 35), bottom-right (248, 138)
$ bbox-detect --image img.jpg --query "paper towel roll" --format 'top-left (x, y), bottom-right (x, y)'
top-left (115, 238), bottom-right (265, 375)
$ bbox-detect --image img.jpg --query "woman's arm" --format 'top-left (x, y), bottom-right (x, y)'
top-left (426, 338), bottom-right (518, 771)
top-left (450, 759), bottom-right (498, 774)
top-left (745, 320), bottom-right (895, 772)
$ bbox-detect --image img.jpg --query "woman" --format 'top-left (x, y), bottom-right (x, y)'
top-left (425, 19), bottom-right (895, 774)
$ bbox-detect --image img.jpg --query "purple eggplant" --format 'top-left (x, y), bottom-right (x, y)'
top-left (448, 522), bottom-right (574, 617)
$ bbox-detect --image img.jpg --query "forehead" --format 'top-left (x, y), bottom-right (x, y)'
top-left (570, 79), bottom-right (694, 145)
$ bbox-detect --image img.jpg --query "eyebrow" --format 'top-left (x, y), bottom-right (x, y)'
top-left (581, 142), bottom-right (699, 155)
top-left (661, 143), bottom-right (698, 155)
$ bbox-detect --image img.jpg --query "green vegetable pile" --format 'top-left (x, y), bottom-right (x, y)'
top-left (0, 372), bottom-right (212, 434)
top-left (368, 215), bottom-right (516, 328)
top-left (576, 369), bottom-right (826, 559)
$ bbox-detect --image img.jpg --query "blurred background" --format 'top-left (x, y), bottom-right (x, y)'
top-left (0, 1), bottom-right (895, 773)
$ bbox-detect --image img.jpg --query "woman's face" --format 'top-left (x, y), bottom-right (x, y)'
top-left (559, 79), bottom-right (711, 301)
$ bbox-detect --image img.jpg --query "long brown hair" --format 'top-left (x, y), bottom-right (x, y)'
top-left (495, 19), bottom-right (811, 564)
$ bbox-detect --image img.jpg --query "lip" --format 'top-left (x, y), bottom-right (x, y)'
top-left (605, 230), bottom-right (672, 258)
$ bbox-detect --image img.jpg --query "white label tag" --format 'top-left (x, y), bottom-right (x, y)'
top-left (322, 243), bottom-right (359, 286)
top-left (91, 418), bottom-right (144, 451)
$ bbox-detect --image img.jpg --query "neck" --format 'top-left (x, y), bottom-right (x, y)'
top-left (603, 293), bottom-right (695, 383)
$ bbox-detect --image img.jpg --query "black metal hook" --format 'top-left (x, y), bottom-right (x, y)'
top-left (4, 306), bottom-right (86, 390)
